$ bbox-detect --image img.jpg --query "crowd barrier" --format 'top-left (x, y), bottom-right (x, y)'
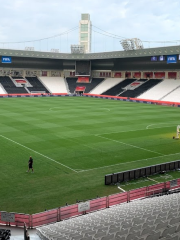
top-left (1, 179), bottom-right (180, 228)
top-left (105, 160), bottom-right (180, 185)
top-left (0, 93), bottom-right (180, 108)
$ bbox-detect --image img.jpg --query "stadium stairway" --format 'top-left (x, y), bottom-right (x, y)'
top-left (162, 86), bottom-right (180, 103)
top-left (0, 76), bottom-right (28, 94)
top-left (119, 79), bottom-right (163, 98)
top-left (101, 78), bottom-right (135, 96)
top-left (138, 79), bottom-right (180, 100)
top-left (0, 83), bottom-right (6, 94)
top-left (90, 78), bottom-right (124, 95)
top-left (66, 77), bottom-right (104, 93)
top-left (26, 77), bottom-right (49, 93)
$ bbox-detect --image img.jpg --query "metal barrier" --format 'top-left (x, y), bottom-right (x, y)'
top-left (105, 160), bottom-right (180, 185)
top-left (32, 209), bottom-right (58, 228)
top-left (86, 197), bottom-right (107, 214)
top-left (60, 204), bottom-right (82, 221)
top-left (108, 192), bottom-right (128, 207)
top-left (1, 178), bottom-right (180, 228)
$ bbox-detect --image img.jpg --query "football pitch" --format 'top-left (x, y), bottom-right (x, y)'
top-left (0, 96), bottom-right (180, 214)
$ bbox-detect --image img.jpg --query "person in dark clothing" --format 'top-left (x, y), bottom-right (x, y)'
top-left (27, 156), bottom-right (34, 173)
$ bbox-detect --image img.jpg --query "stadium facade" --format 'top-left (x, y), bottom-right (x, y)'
top-left (0, 45), bottom-right (180, 78)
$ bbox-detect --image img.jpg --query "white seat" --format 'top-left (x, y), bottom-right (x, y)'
top-left (108, 227), bottom-right (121, 235)
top-left (165, 233), bottom-right (180, 240)
top-left (93, 231), bottom-right (107, 240)
top-left (115, 230), bottom-right (128, 238)
top-left (145, 232), bottom-right (161, 240)
top-left (155, 221), bottom-right (168, 231)
top-left (140, 229), bottom-right (156, 238)
top-left (161, 226), bottom-right (177, 238)
top-left (169, 216), bottom-right (180, 226)
top-left (101, 235), bottom-right (115, 240)
top-left (125, 233), bottom-right (139, 240)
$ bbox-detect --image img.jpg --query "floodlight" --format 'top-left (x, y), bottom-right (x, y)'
top-left (71, 45), bottom-right (85, 54)
top-left (120, 38), bottom-right (143, 51)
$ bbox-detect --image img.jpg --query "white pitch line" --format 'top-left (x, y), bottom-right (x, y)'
top-left (77, 152), bottom-right (180, 173)
top-left (95, 128), bottom-right (144, 136)
top-left (0, 134), bottom-right (77, 173)
top-left (49, 107), bottom-right (62, 111)
top-left (67, 137), bottom-right (100, 152)
top-left (147, 177), bottom-right (159, 183)
top-left (95, 123), bottom-right (176, 137)
top-left (146, 123), bottom-right (176, 129)
top-left (96, 135), bottom-right (164, 156)
top-left (118, 186), bottom-right (126, 192)
top-left (49, 106), bottom-right (110, 112)
top-left (101, 108), bottom-right (110, 112)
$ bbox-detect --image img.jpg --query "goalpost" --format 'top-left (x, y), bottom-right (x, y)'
top-left (174, 125), bottom-right (180, 139)
top-left (176, 125), bottom-right (180, 139)
top-left (173, 125), bottom-right (180, 139)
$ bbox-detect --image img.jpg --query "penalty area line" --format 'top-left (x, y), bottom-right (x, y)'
top-left (96, 135), bottom-right (164, 156)
top-left (147, 177), bottom-right (159, 183)
top-left (146, 123), bottom-right (176, 129)
top-left (77, 151), bottom-right (180, 173)
top-left (0, 134), bottom-right (77, 173)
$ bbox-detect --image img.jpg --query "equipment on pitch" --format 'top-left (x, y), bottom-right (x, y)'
top-left (177, 125), bottom-right (180, 139)
top-left (174, 125), bottom-right (180, 139)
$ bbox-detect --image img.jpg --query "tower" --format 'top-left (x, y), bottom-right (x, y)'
top-left (79, 14), bottom-right (92, 53)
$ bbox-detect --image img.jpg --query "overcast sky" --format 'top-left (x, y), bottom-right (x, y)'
top-left (0, 0), bottom-right (180, 53)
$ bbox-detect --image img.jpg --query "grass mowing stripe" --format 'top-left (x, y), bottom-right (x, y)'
top-left (1, 97), bottom-right (180, 213)
top-left (77, 151), bottom-right (180, 172)
top-left (0, 134), bottom-right (77, 173)
top-left (146, 123), bottom-right (178, 129)
top-left (96, 135), bottom-right (165, 156)
top-left (95, 123), bottom-right (176, 136)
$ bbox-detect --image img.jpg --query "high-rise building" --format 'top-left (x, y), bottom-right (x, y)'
top-left (79, 14), bottom-right (92, 53)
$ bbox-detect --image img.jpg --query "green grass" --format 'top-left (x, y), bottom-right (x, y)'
top-left (0, 96), bottom-right (180, 214)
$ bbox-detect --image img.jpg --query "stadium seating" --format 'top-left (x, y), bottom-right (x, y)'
top-left (90, 78), bottom-right (124, 95)
top-left (39, 77), bottom-right (68, 93)
top-left (138, 79), bottom-right (180, 100)
top-left (26, 77), bottom-right (49, 93)
top-left (119, 79), bottom-right (162, 98)
top-left (0, 76), bottom-right (28, 94)
top-left (101, 78), bottom-right (135, 96)
top-left (0, 84), bottom-right (6, 94)
top-left (66, 77), bottom-right (104, 93)
top-left (37, 192), bottom-right (180, 240)
top-left (0, 229), bottom-right (11, 240)
top-left (162, 86), bottom-right (180, 103)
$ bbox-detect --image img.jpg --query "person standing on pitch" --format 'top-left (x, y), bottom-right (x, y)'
top-left (27, 156), bottom-right (34, 173)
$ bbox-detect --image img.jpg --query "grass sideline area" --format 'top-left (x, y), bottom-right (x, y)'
top-left (0, 96), bottom-right (180, 214)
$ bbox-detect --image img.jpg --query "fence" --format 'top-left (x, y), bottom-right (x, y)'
top-left (1, 179), bottom-right (180, 228)
top-left (0, 93), bottom-right (180, 108)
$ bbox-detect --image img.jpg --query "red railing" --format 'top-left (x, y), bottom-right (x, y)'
top-left (108, 192), bottom-right (128, 207)
top-left (0, 93), bottom-right (180, 108)
top-left (32, 209), bottom-right (58, 228)
top-left (86, 197), bottom-right (107, 213)
top-left (60, 204), bottom-right (82, 221)
top-left (1, 179), bottom-right (180, 228)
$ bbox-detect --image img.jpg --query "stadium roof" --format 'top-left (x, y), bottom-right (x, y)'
top-left (0, 45), bottom-right (180, 61)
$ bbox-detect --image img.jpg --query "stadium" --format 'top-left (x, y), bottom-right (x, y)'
top-left (1, 11), bottom-right (180, 240)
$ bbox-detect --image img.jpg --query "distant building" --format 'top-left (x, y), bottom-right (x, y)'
top-left (79, 14), bottom-right (92, 53)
